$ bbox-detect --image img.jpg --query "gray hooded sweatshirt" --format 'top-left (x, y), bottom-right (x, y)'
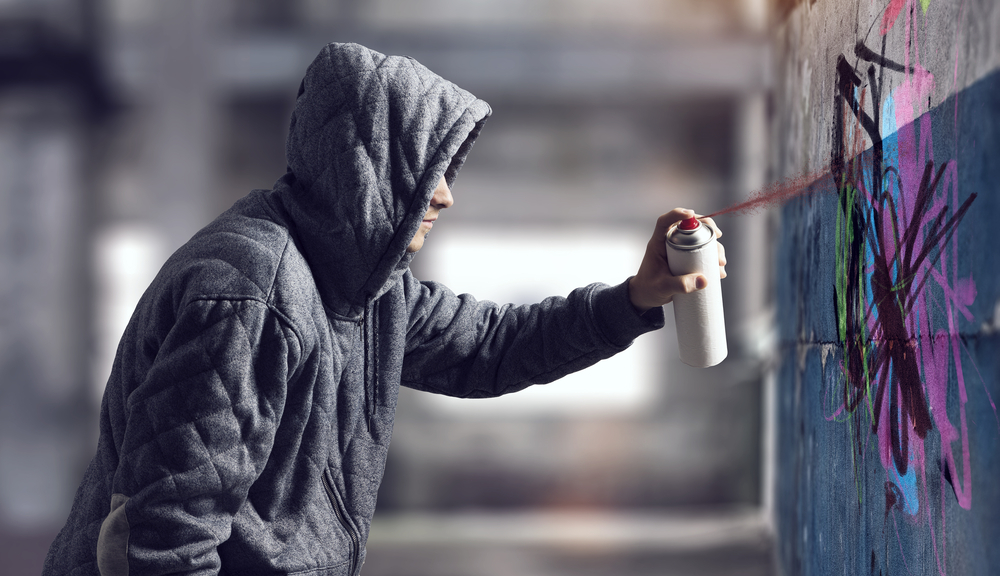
top-left (43, 43), bottom-right (664, 576)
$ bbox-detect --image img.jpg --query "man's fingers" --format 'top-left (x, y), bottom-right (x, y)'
top-left (718, 242), bottom-right (727, 279)
top-left (650, 208), bottom-right (696, 252)
top-left (652, 208), bottom-right (696, 239)
top-left (632, 208), bottom-right (725, 311)
top-left (696, 215), bottom-right (722, 238)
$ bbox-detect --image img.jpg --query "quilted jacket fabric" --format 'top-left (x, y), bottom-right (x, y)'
top-left (43, 43), bottom-right (665, 576)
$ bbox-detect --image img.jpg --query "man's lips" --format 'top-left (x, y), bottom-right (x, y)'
top-left (423, 219), bottom-right (436, 228)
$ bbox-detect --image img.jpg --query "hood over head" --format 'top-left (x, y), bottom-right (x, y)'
top-left (271, 42), bottom-right (491, 316)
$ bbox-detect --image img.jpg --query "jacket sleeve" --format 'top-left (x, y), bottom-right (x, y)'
top-left (400, 272), bottom-right (664, 398)
top-left (99, 297), bottom-right (298, 576)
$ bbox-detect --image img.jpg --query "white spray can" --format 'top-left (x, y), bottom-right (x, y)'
top-left (665, 217), bottom-right (727, 367)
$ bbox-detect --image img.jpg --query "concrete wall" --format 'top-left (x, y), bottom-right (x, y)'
top-left (772, 0), bottom-right (1000, 573)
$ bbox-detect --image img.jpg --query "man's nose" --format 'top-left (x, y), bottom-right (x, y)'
top-left (432, 179), bottom-right (454, 209)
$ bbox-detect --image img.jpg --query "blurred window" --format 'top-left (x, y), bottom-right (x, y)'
top-left (92, 224), bottom-right (165, 404)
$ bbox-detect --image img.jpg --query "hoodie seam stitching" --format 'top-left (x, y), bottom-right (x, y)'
top-left (186, 296), bottom-right (305, 360)
top-left (584, 283), bottom-right (621, 349)
top-left (265, 236), bottom-right (293, 304)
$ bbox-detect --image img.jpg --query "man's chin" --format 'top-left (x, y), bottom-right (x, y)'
top-left (407, 232), bottom-right (429, 253)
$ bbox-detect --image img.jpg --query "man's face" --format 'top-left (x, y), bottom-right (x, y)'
top-left (407, 176), bottom-right (453, 253)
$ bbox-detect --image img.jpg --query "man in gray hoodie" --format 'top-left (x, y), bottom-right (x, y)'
top-left (43, 42), bottom-right (724, 576)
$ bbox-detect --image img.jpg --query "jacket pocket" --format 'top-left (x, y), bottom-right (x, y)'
top-left (321, 470), bottom-right (361, 576)
top-left (97, 493), bottom-right (130, 576)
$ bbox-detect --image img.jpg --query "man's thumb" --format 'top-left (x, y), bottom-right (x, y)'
top-left (665, 272), bottom-right (707, 297)
top-left (675, 273), bottom-right (707, 294)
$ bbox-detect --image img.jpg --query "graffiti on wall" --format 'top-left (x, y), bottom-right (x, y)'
top-left (823, 1), bottom-right (997, 573)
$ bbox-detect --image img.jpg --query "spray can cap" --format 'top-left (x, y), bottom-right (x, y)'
top-left (666, 217), bottom-right (713, 250)
top-left (679, 217), bottom-right (700, 230)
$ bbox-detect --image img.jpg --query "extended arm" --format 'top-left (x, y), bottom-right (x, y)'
top-left (400, 273), bottom-right (663, 398)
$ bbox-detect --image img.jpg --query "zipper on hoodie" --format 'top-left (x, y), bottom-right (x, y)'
top-left (360, 302), bottom-right (375, 434)
top-left (322, 471), bottom-right (360, 576)
top-left (371, 300), bottom-right (379, 432)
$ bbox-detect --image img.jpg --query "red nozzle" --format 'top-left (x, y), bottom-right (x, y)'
top-left (679, 217), bottom-right (700, 230)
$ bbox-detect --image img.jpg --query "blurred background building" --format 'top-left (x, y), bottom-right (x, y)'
top-left (0, 0), bottom-right (774, 574)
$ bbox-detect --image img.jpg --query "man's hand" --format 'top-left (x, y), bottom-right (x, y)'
top-left (628, 208), bottom-right (727, 314)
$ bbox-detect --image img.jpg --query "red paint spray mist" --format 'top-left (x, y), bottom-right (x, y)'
top-left (705, 166), bottom-right (831, 219)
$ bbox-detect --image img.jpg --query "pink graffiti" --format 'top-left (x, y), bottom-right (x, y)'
top-left (881, 0), bottom-right (934, 36)
top-left (880, 0), bottom-right (910, 35)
